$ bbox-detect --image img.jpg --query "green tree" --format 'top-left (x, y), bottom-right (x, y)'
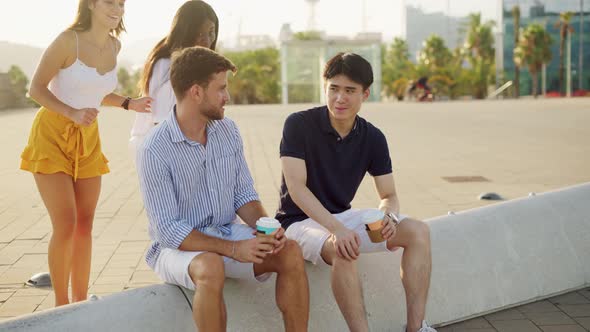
top-left (514, 24), bottom-right (553, 97)
top-left (462, 13), bottom-right (496, 99)
top-left (382, 37), bottom-right (415, 100)
top-left (555, 11), bottom-right (575, 95)
top-left (415, 35), bottom-right (453, 99)
top-left (418, 34), bottom-right (452, 72)
top-left (292, 31), bottom-right (322, 41)
top-left (512, 6), bottom-right (521, 98)
top-left (225, 47), bottom-right (281, 104)
top-left (117, 67), bottom-right (140, 97)
top-left (8, 65), bottom-right (28, 99)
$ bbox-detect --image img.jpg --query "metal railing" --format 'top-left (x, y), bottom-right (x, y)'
top-left (488, 80), bottom-right (513, 99)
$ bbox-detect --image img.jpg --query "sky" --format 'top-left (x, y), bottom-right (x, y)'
top-left (0, 0), bottom-right (498, 48)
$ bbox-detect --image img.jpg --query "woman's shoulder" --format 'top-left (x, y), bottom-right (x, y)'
top-left (153, 58), bottom-right (172, 72)
top-left (45, 30), bottom-right (77, 65)
top-left (53, 30), bottom-right (77, 50)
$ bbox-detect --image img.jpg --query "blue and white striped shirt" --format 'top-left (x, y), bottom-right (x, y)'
top-left (137, 109), bottom-right (259, 268)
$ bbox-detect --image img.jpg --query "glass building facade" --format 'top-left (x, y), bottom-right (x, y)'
top-left (502, 0), bottom-right (589, 95)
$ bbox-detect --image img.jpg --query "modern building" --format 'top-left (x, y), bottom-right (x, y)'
top-left (405, 5), bottom-right (467, 61)
top-left (279, 29), bottom-right (382, 104)
top-left (231, 34), bottom-right (277, 52)
top-left (501, 0), bottom-right (589, 95)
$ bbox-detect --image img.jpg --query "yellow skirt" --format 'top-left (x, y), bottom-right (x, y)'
top-left (20, 107), bottom-right (109, 180)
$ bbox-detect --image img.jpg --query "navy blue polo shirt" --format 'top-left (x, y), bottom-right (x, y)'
top-left (275, 106), bottom-right (392, 229)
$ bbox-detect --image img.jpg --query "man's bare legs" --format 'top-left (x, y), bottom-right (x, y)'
top-left (255, 239), bottom-right (309, 332)
top-left (188, 252), bottom-right (226, 331)
top-left (321, 236), bottom-right (369, 332)
top-left (188, 240), bottom-right (309, 332)
top-left (318, 218), bottom-right (432, 332)
top-left (387, 218), bottom-right (432, 332)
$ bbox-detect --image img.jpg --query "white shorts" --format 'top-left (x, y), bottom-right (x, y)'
top-left (153, 223), bottom-right (272, 290)
top-left (284, 208), bottom-right (407, 266)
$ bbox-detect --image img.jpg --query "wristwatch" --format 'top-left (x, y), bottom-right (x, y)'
top-left (385, 212), bottom-right (400, 225)
top-left (121, 97), bottom-right (131, 110)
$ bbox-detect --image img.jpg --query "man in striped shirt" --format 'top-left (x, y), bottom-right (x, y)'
top-left (137, 46), bottom-right (309, 331)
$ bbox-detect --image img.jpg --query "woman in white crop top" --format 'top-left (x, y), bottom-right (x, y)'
top-left (129, 0), bottom-right (219, 149)
top-left (20, 0), bottom-right (152, 307)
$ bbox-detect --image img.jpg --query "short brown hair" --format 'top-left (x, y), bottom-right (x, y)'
top-left (170, 46), bottom-right (236, 100)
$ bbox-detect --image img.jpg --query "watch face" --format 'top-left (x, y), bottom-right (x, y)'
top-left (388, 213), bottom-right (399, 224)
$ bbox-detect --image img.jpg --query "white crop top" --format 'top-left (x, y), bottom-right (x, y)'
top-left (48, 31), bottom-right (118, 109)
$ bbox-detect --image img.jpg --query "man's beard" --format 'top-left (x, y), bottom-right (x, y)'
top-left (201, 97), bottom-right (224, 121)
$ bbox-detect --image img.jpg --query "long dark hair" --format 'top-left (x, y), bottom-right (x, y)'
top-left (68, 0), bottom-right (126, 37)
top-left (139, 0), bottom-right (219, 95)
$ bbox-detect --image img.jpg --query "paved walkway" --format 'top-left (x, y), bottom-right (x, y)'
top-left (0, 99), bottom-right (589, 331)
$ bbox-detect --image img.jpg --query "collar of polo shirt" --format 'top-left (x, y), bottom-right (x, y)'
top-left (319, 107), bottom-right (360, 138)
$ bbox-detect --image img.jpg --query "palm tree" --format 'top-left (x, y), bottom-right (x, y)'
top-left (512, 6), bottom-right (521, 98)
top-left (382, 37), bottom-right (415, 99)
top-left (418, 34), bottom-right (452, 71)
top-left (555, 12), bottom-right (575, 95)
top-left (514, 24), bottom-right (553, 97)
top-left (463, 13), bottom-right (496, 64)
top-left (462, 13), bottom-right (496, 99)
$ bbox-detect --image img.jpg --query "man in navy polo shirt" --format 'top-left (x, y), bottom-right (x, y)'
top-left (276, 52), bottom-right (435, 332)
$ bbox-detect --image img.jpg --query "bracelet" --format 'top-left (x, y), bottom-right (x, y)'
top-left (121, 97), bottom-right (131, 110)
top-left (230, 242), bottom-right (236, 258)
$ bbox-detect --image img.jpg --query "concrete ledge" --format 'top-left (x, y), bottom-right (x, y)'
top-left (1, 183), bottom-right (588, 331)
top-left (0, 284), bottom-right (195, 332)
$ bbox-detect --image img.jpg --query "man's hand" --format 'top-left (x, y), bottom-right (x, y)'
top-left (271, 228), bottom-right (287, 254)
top-left (332, 226), bottom-right (361, 261)
top-left (381, 214), bottom-right (398, 241)
top-left (232, 236), bottom-right (279, 264)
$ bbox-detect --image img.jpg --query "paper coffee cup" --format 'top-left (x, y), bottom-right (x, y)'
top-left (362, 209), bottom-right (385, 243)
top-left (256, 217), bottom-right (280, 237)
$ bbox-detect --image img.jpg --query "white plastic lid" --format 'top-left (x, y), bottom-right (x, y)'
top-left (362, 209), bottom-right (384, 223)
top-left (256, 217), bottom-right (281, 229)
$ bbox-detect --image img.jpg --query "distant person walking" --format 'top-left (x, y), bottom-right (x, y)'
top-left (130, 0), bottom-right (219, 149)
top-left (20, 0), bottom-right (152, 306)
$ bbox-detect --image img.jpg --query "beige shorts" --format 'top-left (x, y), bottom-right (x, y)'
top-left (154, 223), bottom-right (272, 290)
top-left (284, 208), bottom-right (407, 266)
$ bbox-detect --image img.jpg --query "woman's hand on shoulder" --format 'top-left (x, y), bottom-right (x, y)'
top-left (129, 97), bottom-right (153, 113)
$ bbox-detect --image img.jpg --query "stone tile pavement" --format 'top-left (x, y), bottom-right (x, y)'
top-left (0, 99), bottom-right (589, 330)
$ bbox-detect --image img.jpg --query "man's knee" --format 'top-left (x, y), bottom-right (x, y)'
top-left (408, 219), bottom-right (431, 245)
top-left (188, 252), bottom-right (225, 290)
top-left (331, 254), bottom-right (358, 273)
top-left (275, 240), bottom-right (305, 273)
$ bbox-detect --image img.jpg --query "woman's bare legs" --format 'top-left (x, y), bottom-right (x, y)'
top-left (71, 176), bottom-right (101, 302)
top-left (34, 173), bottom-right (76, 306)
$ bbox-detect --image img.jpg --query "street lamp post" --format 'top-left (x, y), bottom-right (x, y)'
top-left (567, 31), bottom-right (572, 97)
top-left (580, 0), bottom-right (584, 91)
top-left (496, 0), bottom-right (504, 91)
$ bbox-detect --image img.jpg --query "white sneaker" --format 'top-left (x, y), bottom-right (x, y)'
top-left (404, 320), bottom-right (437, 332)
top-left (417, 320), bottom-right (437, 332)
